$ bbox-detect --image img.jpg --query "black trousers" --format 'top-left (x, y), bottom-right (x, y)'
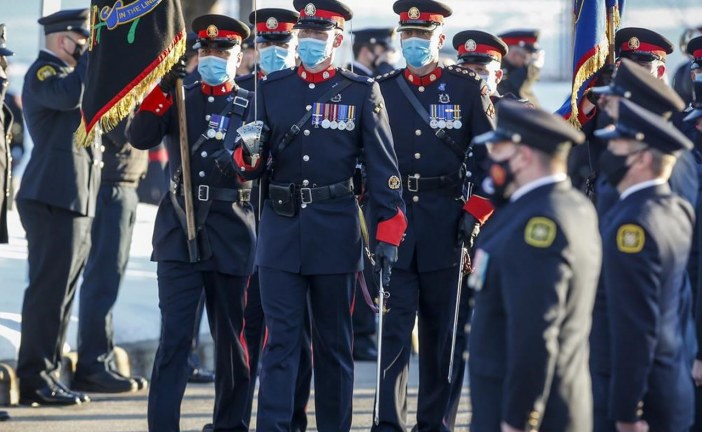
top-left (77, 185), bottom-right (138, 374)
top-left (372, 264), bottom-right (459, 432)
top-left (592, 371), bottom-right (616, 432)
top-left (443, 279), bottom-right (473, 430)
top-left (15, 199), bottom-right (93, 390)
top-left (243, 270), bottom-right (312, 430)
top-left (256, 268), bottom-right (354, 432)
top-left (149, 261), bottom-right (250, 432)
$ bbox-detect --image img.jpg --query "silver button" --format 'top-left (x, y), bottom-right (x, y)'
top-left (468, 152), bottom-right (474, 157)
top-left (208, 96), bottom-right (215, 102)
top-left (418, 86), bottom-right (425, 92)
top-left (201, 151), bottom-right (208, 158)
top-left (303, 155), bottom-right (310, 162)
top-left (303, 129), bottom-right (310, 136)
top-left (100, 145), bottom-right (106, 152)
top-left (309, 83), bottom-right (316, 89)
top-left (302, 180), bottom-right (310, 186)
top-left (199, 171), bottom-right (206, 178)
top-left (205, 115), bottom-right (211, 121)
top-left (301, 203), bottom-right (308, 209)
top-left (99, 161), bottom-right (105, 168)
top-left (306, 105), bottom-right (312, 111)
top-left (414, 153), bottom-right (421, 159)
top-left (465, 171), bottom-right (472, 178)
top-left (412, 196), bottom-right (419, 202)
top-left (415, 129), bottom-right (422, 136)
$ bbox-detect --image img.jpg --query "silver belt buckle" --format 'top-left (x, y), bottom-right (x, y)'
top-left (198, 185), bottom-right (210, 201)
top-left (300, 187), bottom-right (313, 204)
top-left (407, 174), bottom-right (420, 193)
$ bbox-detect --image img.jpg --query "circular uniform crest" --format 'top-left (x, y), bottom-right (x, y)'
top-left (206, 25), bottom-right (219, 38)
top-left (304, 3), bottom-right (317, 16)
top-left (465, 39), bottom-right (477, 52)
top-left (388, 176), bottom-right (401, 190)
top-left (408, 7), bottom-right (421, 20)
top-left (628, 36), bottom-right (640, 50)
top-left (266, 17), bottom-right (279, 30)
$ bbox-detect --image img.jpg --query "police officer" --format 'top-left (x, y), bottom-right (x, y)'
top-left (127, 15), bottom-right (255, 432)
top-left (372, 1), bottom-right (495, 430)
top-left (0, 23), bottom-right (13, 423)
top-left (595, 99), bottom-right (695, 432)
top-left (497, 29), bottom-right (543, 106)
top-left (468, 100), bottom-right (598, 432)
top-left (73, 118), bottom-right (148, 394)
top-left (233, 1), bottom-right (406, 430)
top-left (15, 9), bottom-right (98, 407)
top-left (349, 28), bottom-right (397, 77)
top-left (453, 30), bottom-right (514, 104)
top-left (236, 8), bottom-right (314, 431)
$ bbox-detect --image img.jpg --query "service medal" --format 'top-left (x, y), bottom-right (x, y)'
top-left (207, 129), bottom-right (216, 138)
top-left (338, 121), bottom-right (347, 130)
top-left (430, 119), bottom-right (439, 129)
top-left (330, 120), bottom-right (338, 130)
top-left (215, 131), bottom-right (224, 140)
top-left (346, 120), bottom-right (355, 131)
top-left (446, 120), bottom-right (454, 129)
top-left (438, 120), bottom-right (447, 129)
top-left (454, 120), bottom-right (462, 129)
top-left (322, 119), bottom-right (331, 129)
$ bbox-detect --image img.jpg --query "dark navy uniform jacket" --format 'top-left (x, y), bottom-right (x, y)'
top-left (468, 180), bottom-right (601, 431)
top-left (601, 183), bottom-right (694, 430)
top-left (235, 66), bottom-right (405, 275)
top-left (127, 81), bottom-right (256, 276)
top-left (18, 51), bottom-right (102, 216)
top-left (375, 66), bottom-right (495, 272)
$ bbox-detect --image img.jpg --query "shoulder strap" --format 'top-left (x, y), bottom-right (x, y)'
top-left (396, 76), bottom-right (466, 160)
top-left (222, 88), bottom-right (251, 151)
top-left (277, 80), bottom-right (354, 153)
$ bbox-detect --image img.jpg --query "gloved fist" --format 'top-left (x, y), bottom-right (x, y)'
top-left (458, 213), bottom-right (481, 249)
top-left (212, 149), bottom-right (236, 178)
top-left (374, 241), bottom-right (398, 287)
top-left (160, 56), bottom-right (188, 94)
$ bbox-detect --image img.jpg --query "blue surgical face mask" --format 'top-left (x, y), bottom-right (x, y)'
top-left (402, 37), bottom-right (435, 68)
top-left (478, 72), bottom-right (497, 94)
top-left (198, 55), bottom-right (236, 85)
top-left (259, 45), bottom-right (296, 73)
top-left (298, 37), bottom-right (331, 69)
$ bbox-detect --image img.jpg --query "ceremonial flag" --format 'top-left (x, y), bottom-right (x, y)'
top-left (556, 0), bottom-right (625, 127)
top-left (75, 0), bottom-right (186, 147)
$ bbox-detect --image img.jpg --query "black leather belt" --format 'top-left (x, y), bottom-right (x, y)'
top-left (178, 183), bottom-right (251, 203)
top-left (403, 172), bottom-right (462, 193)
top-left (271, 179), bottom-right (354, 205)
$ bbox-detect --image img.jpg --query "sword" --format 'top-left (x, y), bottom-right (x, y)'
top-left (374, 267), bottom-right (386, 426)
top-left (448, 244), bottom-right (467, 383)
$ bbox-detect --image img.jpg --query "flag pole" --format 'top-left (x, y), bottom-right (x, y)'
top-left (175, 78), bottom-right (198, 262)
top-left (606, 5), bottom-right (616, 64)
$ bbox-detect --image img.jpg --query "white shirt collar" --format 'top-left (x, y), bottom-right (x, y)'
top-left (619, 178), bottom-right (666, 200)
top-left (510, 173), bottom-right (568, 202)
top-left (351, 61), bottom-right (373, 76)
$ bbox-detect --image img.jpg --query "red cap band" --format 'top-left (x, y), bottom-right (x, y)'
top-left (620, 41), bottom-right (666, 57)
top-left (256, 22), bottom-right (295, 34)
top-left (458, 43), bottom-right (502, 60)
top-left (399, 12), bottom-right (444, 23)
top-left (692, 49), bottom-right (702, 59)
top-left (298, 8), bottom-right (345, 28)
top-left (197, 29), bottom-right (242, 42)
top-left (501, 36), bottom-right (537, 46)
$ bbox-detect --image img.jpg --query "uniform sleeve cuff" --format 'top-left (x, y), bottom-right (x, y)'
top-left (139, 87), bottom-right (172, 116)
top-left (577, 104), bottom-right (597, 126)
top-left (376, 208), bottom-right (407, 246)
top-left (463, 195), bottom-right (494, 224)
top-left (233, 146), bottom-right (261, 172)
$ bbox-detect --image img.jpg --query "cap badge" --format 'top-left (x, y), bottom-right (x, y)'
top-left (408, 7), bottom-right (421, 20)
top-left (465, 39), bottom-right (477, 52)
top-left (266, 17), bottom-right (279, 30)
top-left (206, 25), bottom-right (219, 38)
top-left (628, 36), bottom-right (640, 50)
top-left (388, 176), bottom-right (401, 190)
top-left (304, 3), bottom-right (317, 16)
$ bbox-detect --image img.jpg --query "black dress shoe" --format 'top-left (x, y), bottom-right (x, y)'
top-left (72, 369), bottom-right (137, 393)
top-left (20, 384), bottom-right (81, 406)
top-left (353, 336), bottom-right (378, 362)
top-left (202, 424), bottom-right (214, 432)
top-left (0, 411), bottom-right (9, 421)
top-left (110, 368), bottom-right (149, 391)
top-left (52, 377), bottom-right (91, 403)
top-left (188, 368), bottom-right (215, 384)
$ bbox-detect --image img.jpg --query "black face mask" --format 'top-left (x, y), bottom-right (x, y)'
top-left (598, 149), bottom-right (641, 187)
top-left (64, 36), bottom-right (85, 62)
top-left (484, 153), bottom-right (517, 208)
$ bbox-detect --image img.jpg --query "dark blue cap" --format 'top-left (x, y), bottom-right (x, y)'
top-left (191, 14), bottom-right (251, 49)
top-left (591, 58), bottom-right (685, 118)
top-left (38, 9), bottom-right (89, 37)
top-left (473, 99), bottom-right (585, 153)
top-left (353, 28), bottom-right (395, 49)
top-left (595, 99), bottom-right (693, 153)
top-left (0, 24), bottom-right (13, 56)
top-left (684, 79), bottom-right (702, 124)
top-left (615, 27), bottom-right (673, 62)
top-left (293, 0), bottom-right (353, 31)
top-left (393, 0), bottom-right (452, 32)
top-left (453, 30), bottom-right (507, 64)
top-left (249, 9), bottom-right (299, 43)
top-left (498, 29), bottom-right (539, 52)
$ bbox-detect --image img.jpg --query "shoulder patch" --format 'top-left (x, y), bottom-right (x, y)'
top-left (259, 67), bottom-right (295, 84)
top-left (338, 68), bottom-right (373, 85)
top-left (375, 68), bottom-right (402, 82)
top-left (616, 224), bottom-right (645, 253)
top-left (36, 65), bottom-right (57, 81)
top-left (524, 217), bottom-right (557, 248)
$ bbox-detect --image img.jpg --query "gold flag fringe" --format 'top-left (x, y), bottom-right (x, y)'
top-left (74, 31), bottom-right (186, 148)
top-left (567, 37), bottom-right (609, 130)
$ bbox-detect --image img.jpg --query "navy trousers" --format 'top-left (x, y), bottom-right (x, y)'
top-left (16, 199), bottom-right (93, 389)
top-left (372, 264), bottom-right (459, 432)
top-left (256, 268), bottom-right (354, 432)
top-left (77, 185), bottom-right (138, 374)
top-left (148, 261), bottom-right (250, 432)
